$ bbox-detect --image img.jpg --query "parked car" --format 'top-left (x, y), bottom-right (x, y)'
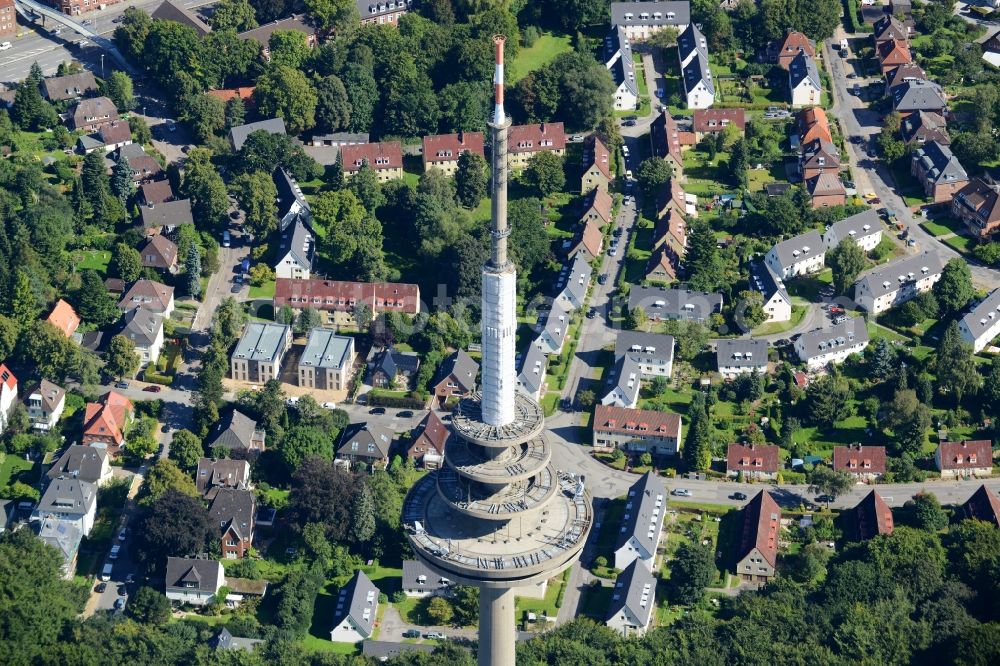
top-left (608, 246), bottom-right (618, 256)
top-left (403, 629), bottom-right (421, 639)
top-left (397, 410), bottom-right (414, 418)
top-left (285, 396), bottom-right (300, 407)
top-left (731, 492), bottom-right (748, 501)
top-left (424, 632), bottom-right (447, 640)
top-left (142, 385), bottom-right (162, 393)
top-left (571, 134), bottom-right (584, 142)
top-left (623, 115), bottom-right (638, 122)
top-left (623, 119), bottom-right (637, 127)
top-left (113, 598), bottom-right (126, 612)
top-left (671, 488), bottom-right (693, 497)
top-left (95, 582), bottom-right (107, 593)
top-left (118, 529), bottom-right (127, 541)
top-left (115, 381), bottom-right (130, 389)
top-left (597, 273), bottom-right (608, 285)
top-left (586, 307), bottom-right (597, 319)
top-left (613, 227), bottom-right (623, 237)
top-left (369, 407), bottom-right (386, 415)
top-left (320, 402), bottom-right (338, 410)
top-left (230, 283), bottom-right (242, 293)
top-left (815, 494), bottom-right (835, 504)
top-left (833, 315), bottom-right (848, 324)
top-left (0, 42), bottom-right (11, 51)
top-left (117, 585), bottom-right (128, 597)
top-left (125, 574), bottom-right (135, 585)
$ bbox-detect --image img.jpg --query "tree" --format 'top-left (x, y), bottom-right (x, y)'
top-left (274, 567), bottom-right (324, 636)
top-left (883, 388), bottom-right (931, 456)
top-left (18, 322), bottom-right (78, 382)
top-left (524, 150), bottom-right (565, 197)
top-left (232, 171), bottom-right (279, 239)
top-left (935, 321), bottom-right (981, 405)
top-left (683, 392), bottom-right (712, 471)
top-left (182, 93), bottom-right (226, 143)
top-left (110, 155), bottom-right (135, 202)
top-left (287, 456), bottom-right (355, 541)
top-left (131, 115), bottom-right (152, 145)
top-left (451, 585), bottom-right (479, 626)
top-left (684, 219), bottom-right (725, 291)
top-left (648, 26), bottom-right (680, 49)
top-left (868, 338), bottom-right (898, 381)
top-left (128, 586), bottom-right (171, 624)
top-left (268, 29), bottom-right (311, 68)
top-left (185, 243), bottom-right (202, 298)
top-left (350, 481), bottom-right (376, 544)
top-left (348, 161), bottom-right (385, 211)
top-left (785, 541), bottom-right (828, 583)
top-left (728, 138), bottom-right (749, 189)
top-left (808, 467), bottom-right (855, 505)
top-left (224, 96), bottom-right (246, 129)
top-left (11, 74), bottom-right (57, 131)
top-left (111, 243), bottom-right (142, 283)
top-left (253, 65), bottom-right (317, 134)
top-left (73, 271), bottom-right (117, 328)
top-left (102, 71), bottom-right (135, 111)
top-left (168, 429), bottom-right (204, 471)
top-left (314, 75), bottom-right (352, 133)
top-left (669, 542), bottom-right (715, 605)
top-left (828, 238), bottom-right (867, 295)
top-left (934, 258), bottom-right (975, 316)
top-left (910, 492), bottom-right (949, 531)
top-left (0, 314), bottom-right (16, 361)
top-left (296, 307), bottom-right (322, 334)
top-left (427, 595), bottom-right (455, 625)
top-left (133, 490), bottom-right (217, 567)
top-left (181, 149), bottom-right (229, 229)
top-left (140, 459), bottom-right (199, 506)
top-left (280, 425), bottom-right (333, 472)
top-left (577, 389), bottom-right (596, 409)
top-left (736, 290), bottom-right (767, 330)
top-left (210, 0), bottom-right (258, 31)
top-left (303, 0), bottom-right (358, 33)
top-left (9, 270), bottom-right (40, 329)
top-left (456, 151), bottom-right (489, 209)
top-left (636, 157), bottom-right (673, 199)
top-left (625, 305), bottom-right (647, 330)
top-left (104, 334), bottom-right (139, 380)
top-left (805, 374), bottom-right (853, 429)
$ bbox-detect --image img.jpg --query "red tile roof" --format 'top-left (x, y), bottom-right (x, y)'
top-left (593, 404), bottom-right (682, 438)
top-left (207, 87), bottom-right (256, 103)
top-left (341, 141), bottom-right (403, 173)
top-left (509, 122), bottom-right (566, 154)
top-left (878, 40), bottom-right (912, 67)
top-left (737, 490), bottom-right (781, 567)
top-left (938, 440), bottom-right (993, 471)
top-left (572, 220), bottom-right (604, 258)
top-left (646, 247), bottom-right (678, 281)
top-left (409, 410), bottom-right (449, 459)
top-left (692, 108), bottom-right (746, 133)
top-left (833, 445), bottom-right (887, 475)
top-left (83, 391), bottom-right (134, 446)
top-left (778, 31), bottom-right (816, 60)
top-left (962, 484), bottom-right (1000, 527)
top-left (0, 363), bottom-right (15, 391)
top-left (727, 443), bottom-right (780, 473)
top-left (650, 111), bottom-right (684, 166)
top-left (798, 107), bottom-right (832, 145)
top-left (422, 132), bottom-right (484, 164)
top-left (274, 278), bottom-right (420, 314)
top-left (583, 187), bottom-right (614, 224)
top-left (582, 135), bottom-right (612, 180)
top-left (853, 490), bottom-right (894, 540)
top-left (654, 208), bottom-right (686, 252)
top-left (46, 299), bottom-right (81, 338)
top-left (99, 120), bottom-right (131, 146)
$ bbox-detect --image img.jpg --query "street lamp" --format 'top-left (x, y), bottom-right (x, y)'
top-left (100, 53), bottom-right (104, 78)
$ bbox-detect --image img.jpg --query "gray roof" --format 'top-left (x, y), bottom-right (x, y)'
top-left (607, 354), bottom-right (642, 406)
top-left (32, 379), bottom-right (66, 414)
top-left (517, 345), bottom-right (548, 396)
top-left (606, 558), bottom-right (656, 628)
top-left (678, 23), bottom-right (708, 64)
top-left (436, 350), bottom-right (479, 393)
top-left (209, 410), bottom-right (260, 451)
top-left (606, 26), bottom-right (639, 97)
top-left (628, 286), bottom-right (723, 321)
top-left (855, 251), bottom-right (944, 298)
top-left (232, 323), bottom-right (290, 364)
top-left (616, 471), bottom-right (667, 552)
top-left (140, 199), bottom-right (194, 229)
top-left (959, 288), bottom-right (1000, 340)
top-left (312, 132), bottom-right (370, 144)
top-left (716, 338), bottom-right (769, 369)
top-left (277, 216), bottom-right (314, 270)
top-left (152, 0), bottom-right (212, 35)
top-left (120, 306), bottom-right (163, 347)
top-left (211, 627), bottom-right (264, 652)
top-left (401, 559), bottom-right (452, 591)
top-left (789, 52), bottom-right (821, 90)
top-left (332, 570), bottom-right (380, 638)
top-left (540, 299), bottom-right (572, 350)
top-left (36, 517), bottom-right (82, 562)
top-left (118, 143), bottom-right (147, 160)
top-left (165, 556), bottom-right (222, 593)
top-left (616, 331), bottom-right (675, 365)
top-left (795, 317), bottom-right (869, 360)
top-left (196, 457), bottom-right (251, 496)
top-left (913, 141), bottom-right (967, 185)
top-left (339, 422), bottom-right (393, 460)
top-left (0, 500), bottom-right (13, 532)
top-left (750, 260), bottom-right (790, 306)
top-left (41, 72), bottom-right (98, 101)
top-left (301, 328), bottom-right (354, 370)
top-left (237, 15), bottom-right (314, 46)
top-left (900, 111), bottom-right (949, 145)
top-left (47, 445), bottom-right (107, 485)
top-left (892, 79), bottom-right (946, 112)
top-left (559, 254), bottom-right (593, 306)
top-left (274, 167), bottom-right (311, 229)
top-left (76, 134), bottom-right (104, 152)
top-left (682, 51), bottom-right (714, 96)
top-left (825, 209), bottom-right (882, 246)
top-left (357, 0), bottom-right (413, 18)
top-left (370, 347), bottom-right (420, 380)
top-left (229, 118), bottom-right (287, 151)
top-left (362, 641), bottom-right (436, 661)
top-left (768, 230), bottom-right (824, 271)
top-left (208, 488), bottom-right (255, 541)
top-left (610, 2), bottom-right (691, 27)
top-left (36, 477), bottom-right (96, 518)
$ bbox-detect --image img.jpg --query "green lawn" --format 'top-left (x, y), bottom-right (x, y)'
top-left (752, 303), bottom-right (808, 336)
top-left (73, 249), bottom-right (113, 275)
top-left (0, 456), bottom-right (36, 492)
top-left (248, 279), bottom-right (276, 300)
top-left (515, 569), bottom-right (569, 619)
top-left (920, 217), bottom-right (965, 237)
top-left (509, 34), bottom-right (573, 83)
top-left (785, 270), bottom-right (833, 302)
top-left (944, 235), bottom-right (975, 253)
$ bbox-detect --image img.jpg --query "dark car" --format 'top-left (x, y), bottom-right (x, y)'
top-left (731, 492), bottom-right (748, 501)
top-left (142, 385), bottom-right (162, 393)
top-left (115, 381), bottom-right (130, 389)
top-left (623, 115), bottom-right (638, 121)
top-left (403, 629), bottom-right (421, 639)
top-left (397, 410), bottom-right (414, 418)
top-left (113, 598), bottom-right (126, 612)
top-left (613, 227), bottom-right (623, 237)
top-left (117, 585), bottom-right (128, 597)
top-left (598, 273), bottom-right (608, 285)
top-left (586, 307), bottom-right (597, 319)
top-left (369, 407), bottom-right (386, 415)
top-left (623, 120), bottom-right (637, 127)
top-left (231, 283), bottom-right (242, 293)
top-left (815, 494), bottom-right (835, 504)
top-left (95, 582), bottom-right (107, 593)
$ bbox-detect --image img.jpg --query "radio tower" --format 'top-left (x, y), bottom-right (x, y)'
top-left (403, 36), bottom-right (592, 666)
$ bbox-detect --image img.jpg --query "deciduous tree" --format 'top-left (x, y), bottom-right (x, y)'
top-left (669, 542), bottom-right (715, 605)
top-left (105, 334), bottom-right (140, 380)
top-left (456, 151), bottom-right (489, 209)
top-left (134, 489), bottom-right (217, 567)
top-left (524, 150), bottom-right (565, 197)
top-left (253, 65), bottom-right (317, 134)
top-left (231, 171), bottom-right (279, 239)
top-left (168, 429), bottom-right (204, 471)
top-left (933, 258), bottom-right (975, 315)
top-left (828, 238), bottom-right (866, 295)
top-left (111, 243), bottom-right (142, 283)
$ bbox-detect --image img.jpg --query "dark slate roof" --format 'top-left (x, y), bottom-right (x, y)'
top-left (678, 23), bottom-right (708, 64)
top-left (517, 345), bottom-right (548, 397)
top-left (372, 348), bottom-right (420, 379)
top-left (237, 15), bottom-right (314, 46)
top-left (855, 250), bottom-right (945, 298)
top-left (338, 422), bottom-right (393, 460)
top-left (209, 410), bottom-right (259, 452)
top-left (605, 26), bottom-right (639, 97)
top-left (892, 79), bottom-right (946, 112)
top-left (682, 52), bottom-right (714, 96)
top-left (276, 216), bottom-right (314, 270)
top-left (768, 230), bottom-right (824, 270)
top-left (559, 254), bottom-right (593, 306)
top-left (208, 488), bottom-right (255, 541)
top-left (913, 141), bottom-right (967, 185)
top-left (140, 199), bottom-right (194, 229)
top-left (606, 558), bottom-right (656, 628)
top-left (152, 0), bottom-right (212, 35)
top-left (959, 288), bottom-right (1000, 341)
top-left (716, 338), bottom-right (769, 369)
top-left (362, 641), bottom-right (436, 660)
top-left (795, 317), bottom-right (870, 360)
top-left (274, 167), bottom-right (311, 229)
top-left (47, 445), bottom-right (107, 484)
top-left (750, 260), bottom-right (790, 307)
top-left (825, 209), bottom-right (882, 245)
top-left (332, 570), bottom-right (379, 638)
top-left (120, 306), bottom-right (163, 347)
top-left (628, 286), bottom-right (723, 321)
top-left (606, 353), bottom-right (642, 406)
top-left (229, 118), bottom-right (287, 151)
top-left (36, 477), bottom-right (96, 517)
top-left (900, 111), bottom-right (949, 145)
top-left (41, 72), bottom-right (98, 101)
top-left (616, 331), bottom-right (675, 365)
top-left (165, 556), bottom-right (222, 593)
top-left (610, 2), bottom-right (691, 27)
top-left (789, 52), bottom-right (820, 90)
top-left (401, 559), bottom-right (453, 591)
top-left (616, 471), bottom-right (667, 552)
top-left (435, 350), bottom-right (479, 393)
top-left (356, 0), bottom-right (415, 20)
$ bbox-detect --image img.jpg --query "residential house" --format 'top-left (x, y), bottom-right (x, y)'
top-left (0, 363), bottom-right (15, 435)
top-left (764, 230), bottom-right (825, 279)
top-left (47, 445), bottom-right (111, 487)
top-left (432, 350), bottom-right (478, 405)
top-left (610, 1), bottom-right (691, 40)
top-left (645, 246), bottom-right (679, 283)
top-left (983, 29), bottom-right (1000, 68)
top-left (81, 391), bottom-right (133, 453)
top-left (935, 440), bottom-right (993, 479)
top-left (613, 472), bottom-right (667, 571)
top-left (960, 484), bottom-right (1000, 528)
top-left (0, 0), bottom-right (12, 37)
top-left (892, 79), bottom-right (947, 117)
top-left (771, 30), bottom-right (816, 70)
top-left (727, 443), bottom-right (780, 480)
top-left (71, 96), bottom-right (118, 131)
top-left (652, 208), bottom-right (686, 257)
top-left (357, 0), bottom-right (412, 26)
top-left (833, 444), bottom-right (887, 481)
top-left (853, 251), bottom-right (944, 313)
top-left (0, 499), bottom-right (12, 533)
top-left (35, 517), bottom-right (82, 579)
top-left (534, 300), bottom-right (572, 356)
top-left (401, 559), bottom-right (451, 597)
top-left (330, 570), bottom-right (380, 643)
top-left (581, 135), bottom-right (613, 193)
top-left (119, 307), bottom-right (164, 368)
top-left (118, 279), bottom-right (174, 317)
top-left (912, 141), bottom-right (968, 203)
top-left (422, 131), bottom-right (485, 176)
top-left (341, 141), bottom-right (403, 182)
top-left (196, 458), bottom-right (251, 498)
top-left (32, 477), bottom-right (97, 536)
top-left (298, 328), bottom-right (355, 391)
top-left (734, 490), bottom-right (781, 585)
top-left (139, 234), bottom-right (179, 273)
top-left (208, 410), bottom-right (266, 457)
top-left (407, 411), bottom-right (448, 469)
top-left (337, 423), bottom-right (393, 469)
top-left (807, 172), bottom-right (847, 208)
top-left (207, 86), bottom-right (255, 106)
top-left (230, 323), bottom-right (292, 384)
top-left (850, 490), bottom-right (894, 541)
top-left (508, 123), bottom-right (567, 171)
top-left (27, 380), bottom-right (66, 432)
top-left (823, 209), bottom-right (884, 252)
top-left (680, 48), bottom-right (714, 109)
top-left (516, 344), bottom-right (548, 402)
top-left (794, 318), bottom-right (870, 371)
top-left (789, 52), bottom-right (822, 107)
top-left (885, 62), bottom-right (927, 91)
top-left (556, 255), bottom-right (593, 311)
top-left (274, 167), bottom-right (311, 230)
top-left (592, 405), bottom-right (682, 456)
top-left (140, 199), bottom-right (194, 233)
top-left (900, 110), bottom-right (949, 146)
top-left (605, 26), bottom-right (640, 111)
top-left (568, 218), bottom-right (604, 262)
top-left (692, 108), bottom-right (745, 140)
top-left (209, 488), bottom-right (256, 559)
top-left (628, 286), bottom-right (723, 323)
top-left (76, 120), bottom-right (133, 154)
top-left (165, 557), bottom-right (226, 606)
top-left (309, 132), bottom-right (369, 147)
top-left (601, 354), bottom-right (642, 408)
top-left (716, 339), bottom-right (769, 379)
top-left (616, 331), bottom-right (675, 379)
top-left (273, 278), bottom-right (421, 327)
top-left (952, 176), bottom-right (1000, 239)
top-left (605, 559), bottom-right (656, 637)
top-left (367, 347), bottom-right (420, 389)
top-left (749, 260), bottom-right (792, 323)
top-left (126, 154), bottom-right (165, 185)
top-left (873, 15), bottom-right (909, 45)
top-left (877, 40), bottom-right (912, 75)
top-left (41, 72), bottom-right (98, 101)
top-left (958, 288), bottom-right (1000, 352)
top-left (798, 107), bottom-right (833, 146)
top-left (799, 138), bottom-right (840, 180)
top-left (228, 118), bottom-right (286, 152)
top-left (655, 179), bottom-right (697, 219)
top-left (152, 0), bottom-right (212, 36)
top-left (649, 110), bottom-right (686, 175)
top-left (274, 217), bottom-right (315, 280)
top-left (238, 15), bottom-right (316, 62)
top-left (581, 187), bottom-right (615, 227)
top-left (46, 299), bottom-right (80, 338)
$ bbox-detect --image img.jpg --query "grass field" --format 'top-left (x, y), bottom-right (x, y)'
top-left (752, 303), bottom-right (808, 335)
top-left (944, 235), bottom-right (975, 253)
top-left (515, 569), bottom-right (569, 618)
top-left (73, 249), bottom-right (113, 275)
top-left (509, 34), bottom-right (573, 83)
top-left (920, 217), bottom-right (965, 237)
top-left (0, 456), bottom-right (36, 490)
top-left (248, 279), bottom-right (276, 300)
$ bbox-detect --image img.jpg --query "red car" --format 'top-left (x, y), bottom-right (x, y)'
top-left (142, 385), bottom-right (162, 393)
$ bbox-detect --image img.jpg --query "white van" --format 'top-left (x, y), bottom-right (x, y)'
top-left (222, 230), bottom-right (231, 247)
top-left (109, 544), bottom-right (121, 560)
top-left (101, 563), bottom-right (113, 581)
